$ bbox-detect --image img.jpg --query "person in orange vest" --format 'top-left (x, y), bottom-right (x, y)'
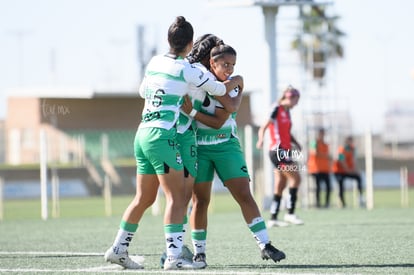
top-left (332, 136), bottom-right (365, 208)
top-left (307, 128), bottom-right (331, 208)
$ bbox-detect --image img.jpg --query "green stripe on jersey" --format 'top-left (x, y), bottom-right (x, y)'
top-left (147, 70), bottom-right (185, 82)
top-left (160, 94), bottom-right (183, 106)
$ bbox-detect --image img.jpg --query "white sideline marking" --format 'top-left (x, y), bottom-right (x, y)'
top-left (0, 251), bottom-right (291, 274)
top-left (0, 269), bottom-right (292, 275)
top-left (0, 251), bottom-right (144, 262)
top-left (0, 251), bottom-right (103, 256)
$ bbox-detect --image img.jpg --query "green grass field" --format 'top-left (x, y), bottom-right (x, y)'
top-left (0, 189), bottom-right (413, 274)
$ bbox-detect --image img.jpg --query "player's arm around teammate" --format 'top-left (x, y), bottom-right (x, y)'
top-left (188, 43), bottom-right (286, 266)
top-left (104, 17), bottom-right (242, 271)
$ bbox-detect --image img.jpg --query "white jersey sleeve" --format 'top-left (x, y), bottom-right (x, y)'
top-left (183, 62), bottom-right (226, 96)
top-left (138, 76), bottom-right (147, 98)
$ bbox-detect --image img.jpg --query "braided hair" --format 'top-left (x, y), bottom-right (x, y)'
top-left (187, 34), bottom-right (224, 69)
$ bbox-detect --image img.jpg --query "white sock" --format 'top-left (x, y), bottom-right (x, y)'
top-left (248, 217), bottom-right (269, 250)
top-left (165, 231), bottom-right (183, 259)
top-left (191, 229), bottom-right (207, 254)
top-left (112, 229), bottom-right (134, 254)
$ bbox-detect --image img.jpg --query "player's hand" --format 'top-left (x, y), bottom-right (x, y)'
top-left (232, 75), bottom-right (244, 92)
top-left (181, 95), bottom-right (193, 115)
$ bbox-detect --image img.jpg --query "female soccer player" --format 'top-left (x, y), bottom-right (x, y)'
top-left (176, 33), bottom-right (226, 238)
top-left (183, 41), bottom-right (286, 267)
top-left (256, 86), bottom-right (304, 227)
top-left (104, 16), bottom-right (243, 270)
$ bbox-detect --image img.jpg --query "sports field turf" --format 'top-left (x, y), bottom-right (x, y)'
top-left (0, 190), bottom-right (413, 274)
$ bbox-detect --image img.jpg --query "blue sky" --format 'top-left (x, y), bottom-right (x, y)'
top-left (0, 0), bottom-right (413, 134)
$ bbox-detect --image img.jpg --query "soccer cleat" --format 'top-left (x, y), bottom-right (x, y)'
top-left (193, 253), bottom-right (207, 269)
top-left (267, 219), bottom-right (289, 228)
top-left (160, 244), bottom-right (194, 268)
top-left (261, 243), bottom-right (286, 263)
top-left (181, 245), bottom-right (194, 262)
top-left (163, 256), bottom-right (196, 270)
top-left (104, 247), bottom-right (143, 269)
top-left (284, 214), bottom-right (304, 225)
top-left (160, 251), bottom-right (167, 268)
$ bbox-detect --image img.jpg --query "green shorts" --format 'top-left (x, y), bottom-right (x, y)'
top-left (195, 137), bottom-right (250, 184)
top-left (177, 128), bottom-right (198, 178)
top-left (134, 127), bottom-right (183, 175)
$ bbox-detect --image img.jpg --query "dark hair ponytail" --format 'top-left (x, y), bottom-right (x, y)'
top-left (168, 16), bottom-right (194, 54)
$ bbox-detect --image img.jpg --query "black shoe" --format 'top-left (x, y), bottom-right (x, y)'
top-left (261, 243), bottom-right (286, 263)
top-left (193, 253), bottom-right (207, 269)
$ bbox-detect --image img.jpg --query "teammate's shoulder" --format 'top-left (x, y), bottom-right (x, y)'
top-left (183, 62), bottom-right (212, 83)
top-left (150, 54), bottom-right (168, 63)
top-left (147, 54), bottom-right (172, 68)
top-left (184, 61), bottom-right (206, 71)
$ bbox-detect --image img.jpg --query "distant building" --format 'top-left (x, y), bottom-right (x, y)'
top-left (302, 111), bottom-right (352, 135)
top-left (5, 88), bottom-right (141, 164)
top-left (383, 100), bottom-right (414, 146)
top-left (3, 88), bottom-right (253, 165)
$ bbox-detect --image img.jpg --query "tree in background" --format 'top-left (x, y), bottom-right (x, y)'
top-left (291, 5), bottom-right (345, 86)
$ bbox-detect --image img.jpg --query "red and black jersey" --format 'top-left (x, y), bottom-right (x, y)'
top-left (268, 105), bottom-right (292, 150)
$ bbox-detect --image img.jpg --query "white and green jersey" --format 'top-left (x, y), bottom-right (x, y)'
top-left (193, 71), bottom-right (240, 145)
top-left (139, 55), bottom-right (226, 130)
top-left (176, 62), bottom-right (223, 134)
top-left (176, 79), bottom-right (200, 134)
top-left (176, 109), bottom-right (194, 134)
